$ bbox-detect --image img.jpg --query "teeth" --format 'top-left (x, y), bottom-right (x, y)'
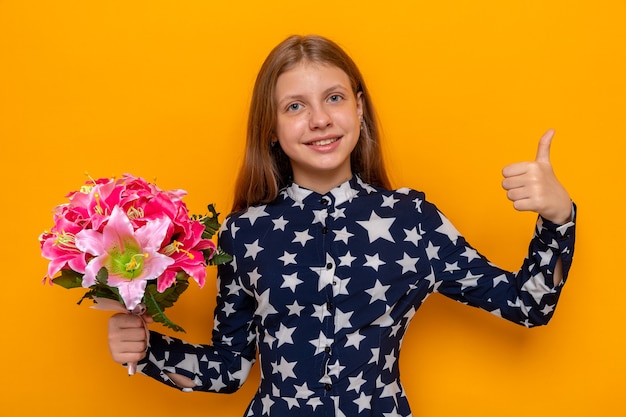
top-left (310, 138), bottom-right (337, 146)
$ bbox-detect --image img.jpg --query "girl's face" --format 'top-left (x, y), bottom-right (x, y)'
top-left (274, 61), bottom-right (363, 193)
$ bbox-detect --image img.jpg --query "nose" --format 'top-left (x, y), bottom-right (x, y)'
top-left (308, 105), bottom-right (332, 130)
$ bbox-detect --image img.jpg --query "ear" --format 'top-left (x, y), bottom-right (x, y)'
top-left (356, 91), bottom-right (364, 120)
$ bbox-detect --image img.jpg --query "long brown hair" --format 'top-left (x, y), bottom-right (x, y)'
top-left (232, 35), bottom-right (390, 212)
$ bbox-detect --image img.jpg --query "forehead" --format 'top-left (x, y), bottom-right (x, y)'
top-left (275, 62), bottom-right (352, 98)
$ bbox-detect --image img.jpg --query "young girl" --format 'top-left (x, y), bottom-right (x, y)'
top-left (108, 35), bottom-right (576, 417)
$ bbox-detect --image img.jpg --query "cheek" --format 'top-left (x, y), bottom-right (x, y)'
top-left (338, 111), bottom-right (361, 132)
top-left (276, 117), bottom-right (306, 141)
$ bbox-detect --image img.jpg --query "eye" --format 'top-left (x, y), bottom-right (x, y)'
top-left (328, 94), bottom-right (342, 103)
top-left (287, 103), bottom-right (302, 111)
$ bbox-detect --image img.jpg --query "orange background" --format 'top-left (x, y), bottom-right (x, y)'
top-left (1, 1), bottom-right (625, 416)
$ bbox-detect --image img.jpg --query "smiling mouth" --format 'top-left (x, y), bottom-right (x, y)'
top-left (308, 137), bottom-right (340, 146)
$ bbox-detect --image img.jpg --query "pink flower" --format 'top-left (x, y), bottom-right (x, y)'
top-left (117, 176), bottom-right (185, 230)
top-left (39, 205), bottom-right (89, 279)
top-left (74, 205), bottom-right (175, 310)
top-left (65, 179), bottom-right (112, 227)
top-left (159, 220), bottom-right (216, 292)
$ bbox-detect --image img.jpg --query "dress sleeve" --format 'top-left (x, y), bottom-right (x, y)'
top-left (426, 198), bottom-right (577, 327)
top-left (137, 218), bottom-right (258, 392)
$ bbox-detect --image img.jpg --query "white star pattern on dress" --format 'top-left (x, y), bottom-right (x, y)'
top-left (275, 324), bottom-right (296, 347)
top-left (332, 276), bottom-right (351, 297)
top-left (260, 395), bottom-right (274, 415)
top-left (286, 300), bottom-right (305, 316)
top-left (521, 276), bottom-right (554, 304)
top-left (278, 251), bottom-right (297, 266)
top-left (272, 357), bottom-right (297, 381)
top-left (493, 274), bottom-right (508, 287)
top-left (312, 303), bottom-right (332, 322)
top-left (381, 194), bottom-right (400, 208)
top-left (384, 349), bottom-right (396, 372)
top-left (403, 226), bottom-right (422, 246)
top-left (461, 247), bottom-right (481, 263)
top-left (225, 280), bottom-right (241, 296)
top-left (240, 205), bottom-right (269, 226)
top-left (256, 288), bottom-right (278, 322)
top-left (244, 239), bottom-right (263, 260)
top-left (283, 397), bottom-right (300, 409)
top-left (294, 382), bottom-right (314, 398)
top-left (281, 272), bottom-right (303, 292)
top-left (425, 241), bottom-right (440, 260)
top-left (365, 279), bottom-right (390, 304)
top-left (229, 222), bottom-right (240, 239)
top-left (354, 392), bottom-right (373, 413)
top-left (356, 211), bottom-right (396, 243)
top-left (338, 251), bottom-right (357, 267)
top-left (306, 398), bottom-right (324, 411)
top-left (396, 253), bottom-right (419, 274)
top-left (364, 253), bottom-right (386, 271)
top-left (369, 347), bottom-right (380, 365)
top-left (309, 331), bottom-right (334, 355)
top-left (333, 226), bottom-right (355, 245)
top-left (331, 206), bottom-right (346, 219)
top-left (413, 197), bottom-right (423, 212)
top-left (457, 271), bottom-right (482, 290)
top-left (292, 229), bottom-right (314, 247)
top-left (345, 330), bottom-right (367, 349)
top-left (272, 216), bottom-right (289, 231)
top-left (435, 211), bottom-right (462, 244)
top-left (312, 209), bottom-right (328, 225)
top-left (537, 249), bottom-right (552, 266)
top-left (334, 307), bottom-right (354, 330)
top-left (222, 302), bottom-right (236, 317)
top-left (209, 375), bottom-right (227, 391)
top-left (328, 359), bottom-right (346, 377)
top-left (347, 371), bottom-right (367, 393)
top-left (248, 267), bottom-right (261, 286)
top-left (444, 261), bottom-right (461, 273)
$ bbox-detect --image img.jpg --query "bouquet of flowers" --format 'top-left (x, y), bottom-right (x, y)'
top-left (39, 174), bottom-right (231, 334)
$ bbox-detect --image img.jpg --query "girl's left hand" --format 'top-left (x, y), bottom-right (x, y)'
top-left (501, 129), bottom-right (572, 225)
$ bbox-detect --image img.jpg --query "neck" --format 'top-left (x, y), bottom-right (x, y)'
top-left (293, 173), bottom-right (353, 194)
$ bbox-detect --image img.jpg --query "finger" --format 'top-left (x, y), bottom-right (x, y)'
top-left (110, 313), bottom-right (144, 329)
top-left (110, 347), bottom-right (147, 364)
top-left (512, 198), bottom-right (535, 213)
top-left (535, 129), bottom-right (555, 163)
top-left (108, 329), bottom-right (147, 344)
top-left (502, 175), bottom-right (527, 191)
top-left (506, 187), bottom-right (532, 203)
top-left (502, 161), bottom-right (530, 178)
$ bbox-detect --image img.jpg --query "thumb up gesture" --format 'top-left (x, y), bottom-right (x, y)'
top-left (502, 129), bottom-right (572, 224)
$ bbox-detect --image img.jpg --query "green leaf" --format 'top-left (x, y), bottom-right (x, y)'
top-left (209, 247), bottom-right (233, 266)
top-left (96, 267), bottom-right (109, 286)
top-left (202, 204), bottom-right (222, 239)
top-left (52, 269), bottom-right (84, 289)
top-left (142, 278), bottom-right (190, 332)
top-left (77, 284), bottom-right (121, 306)
top-left (191, 203), bottom-right (232, 266)
top-left (192, 203), bottom-right (223, 240)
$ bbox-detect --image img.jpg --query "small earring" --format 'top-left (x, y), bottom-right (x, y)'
top-left (360, 119), bottom-right (366, 131)
top-left (270, 140), bottom-right (277, 148)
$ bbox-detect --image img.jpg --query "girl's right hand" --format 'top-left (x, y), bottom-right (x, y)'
top-left (108, 313), bottom-right (152, 365)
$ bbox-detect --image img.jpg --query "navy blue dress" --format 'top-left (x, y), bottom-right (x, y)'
top-left (138, 176), bottom-right (576, 416)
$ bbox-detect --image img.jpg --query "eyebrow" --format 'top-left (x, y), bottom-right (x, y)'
top-left (277, 84), bottom-right (350, 106)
